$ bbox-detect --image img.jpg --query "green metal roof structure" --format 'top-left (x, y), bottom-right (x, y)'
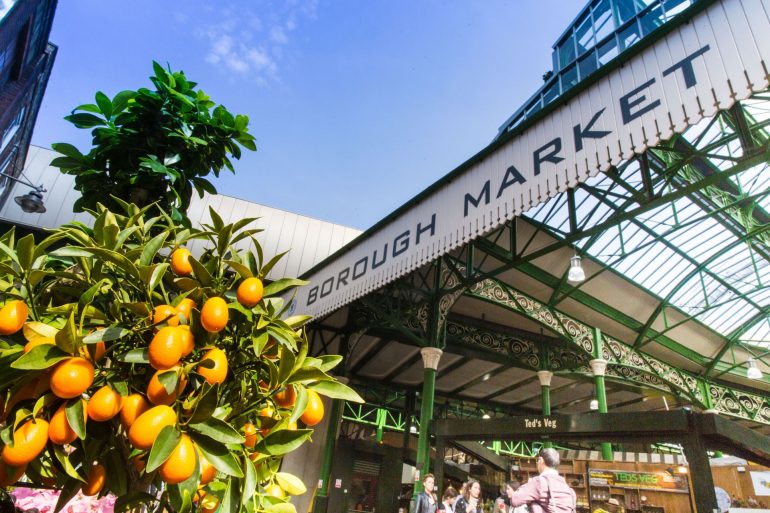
top-left (302, 0), bottom-right (770, 453)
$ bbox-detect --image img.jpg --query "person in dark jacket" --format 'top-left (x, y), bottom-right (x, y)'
top-left (414, 474), bottom-right (439, 513)
top-left (455, 479), bottom-right (483, 513)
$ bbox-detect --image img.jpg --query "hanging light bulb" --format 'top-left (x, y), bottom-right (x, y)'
top-left (568, 254), bottom-right (586, 283)
top-left (482, 413), bottom-right (491, 419)
top-left (589, 398), bottom-right (599, 411)
top-left (747, 358), bottom-right (763, 380)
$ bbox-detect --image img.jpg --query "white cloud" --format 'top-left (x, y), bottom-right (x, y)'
top-left (190, 0), bottom-right (318, 84)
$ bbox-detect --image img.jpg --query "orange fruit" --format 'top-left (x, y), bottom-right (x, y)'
top-left (50, 358), bottom-right (94, 399)
top-left (179, 325), bottom-right (194, 356)
top-left (88, 385), bottom-right (123, 422)
top-left (176, 298), bottom-right (196, 323)
top-left (49, 400), bottom-right (86, 445)
top-left (243, 422), bottom-right (257, 448)
top-left (301, 389), bottom-right (324, 427)
top-left (152, 304), bottom-right (179, 328)
top-left (200, 297), bottom-right (229, 333)
top-left (0, 460), bottom-right (25, 487)
top-left (82, 462), bottom-right (106, 496)
top-left (248, 450), bottom-right (261, 462)
top-left (274, 385), bottom-right (296, 408)
top-left (1, 419), bottom-right (49, 466)
top-left (147, 367), bottom-right (188, 406)
top-left (128, 405), bottom-right (177, 450)
top-left (0, 301), bottom-right (28, 335)
top-left (149, 326), bottom-right (185, 370)
top-left (171, 248), bottom-right (193, 276)
top-left (198, 348), bottom-right (228, 384)
top-left (23, 336), bottom-right (55, 353)
top-left (121, 393), bottom-right (150, 430)
top-left (159, 433), bottom-right (196, 484)
top-left (236, 277), bottom-right (264, 308)
top-left (199, 451), bottom-right (216, 485)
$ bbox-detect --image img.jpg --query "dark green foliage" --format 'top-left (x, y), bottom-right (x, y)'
top-left (52, 62), bottom-right (256, 224)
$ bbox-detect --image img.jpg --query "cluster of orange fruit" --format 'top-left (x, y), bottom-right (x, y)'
top-left (0, 247), bottom-right (324, 503)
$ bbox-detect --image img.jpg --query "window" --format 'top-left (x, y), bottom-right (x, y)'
top-left (619, 21), bottom-right (641, 50)
top-left (542, 82), bottom-right (560, 106)
top-left (640, 4), bottom-right (665, 35)
top-left (0, 0), bottom-right (17, 23)
top-left (663, 0), bottom-right (691, 19)
top-left (597, 37), bottom-right (619, 66)
top-left (24, 0), bottom-right (53, 68)
top-left (613, 0), bottom-right (637, 24)
top-left (592, 0), bottom-right (615, 42)
top-left (579, 52), bottom-right (599, 80)
top-left (0, 34), bottom-right (18, 86)
top-left (0, 106), bottom-right (25, 155)
top-left (558, 34), bottom-right (577, 69)
top-left (525, 99), bottom-right (542, 118)
top-left (561, 64), bottom-right (579, 92)
top-left (575, 14), bottom-right (595, 56)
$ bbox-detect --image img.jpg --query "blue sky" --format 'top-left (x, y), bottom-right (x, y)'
top-left (32, 0), bottom-right (582, 229)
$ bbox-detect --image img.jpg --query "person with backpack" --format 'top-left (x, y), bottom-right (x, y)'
top-left (509, 449), bottom-right (576, 513)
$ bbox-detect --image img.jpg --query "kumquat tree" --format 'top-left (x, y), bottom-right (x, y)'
top-left (0, 200), bottom-right (362, 513)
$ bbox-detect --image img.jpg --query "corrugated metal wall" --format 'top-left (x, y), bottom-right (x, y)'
top-left (0, 146), bottom-right (362, 280)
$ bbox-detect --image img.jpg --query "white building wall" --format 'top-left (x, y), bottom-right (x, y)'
top-left (0, 146), bottom-right (362, 280)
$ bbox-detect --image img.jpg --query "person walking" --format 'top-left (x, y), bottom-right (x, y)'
top-left (441, 487), bottom-right (460, 513)
top-left (455, 479), bottom-right (483, 513)
top-left (509, 448), bottom-right (576, 513)
top-left (414, 474), bottom-right (439, 513)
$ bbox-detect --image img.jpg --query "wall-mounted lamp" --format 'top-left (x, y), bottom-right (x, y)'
top-left (0, 171), bottom-right (47, 213)
top-left (567, 254), bottom-right (585, 283)
top-left (589, 398), bottom-right (599, 411)
top-left (747, 358), bottom-right (763, 380)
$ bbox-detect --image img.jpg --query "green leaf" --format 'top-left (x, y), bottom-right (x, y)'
top-left (65, 397), bottom-right (87, 440)
top-left (189, 254), bottom-right (213, 287)
top-left (225, 259), bottom-right (253, 279)
top-left (111, 90), bottom-right (135, 113)
top-left (157, 368), bottom-right (180, 395)
top-left (10, 344), bottom-right (70, 370)
top-left (51, 142), bottom-right (84, 159)
top-left (289, 386), bottom-right (308, 424)
top-left (114, 492), bottom-right (157, 512)
top-left (82, 247), bottom-right (141, 280)
top-left (187, 384), bottom-right (219, 425)
top-left (119, 348), bottom-right (149, 364)
top-left (95, 91), bottom-right (112, 118)
top-left (140, 231), bottom-right (168, 266)
top-left (64, 112), bottom-right (105, 128)
top-left (242, 456), bottom-right (257, 505)
top-left (275, 472), bottom-right (307, 495)
top-left (192, 434), bottom-right (244, 477)
top-left (266, 503), bottom-right (297, 513)
top-left (310, 380), bottom-right (364, 403)
top-left (53, 445), bottom-right (86, 483)
top-left (257, 428), bottom-right (312, 456)
top-left (283, 315), bottom-right (312, 329)
top-left (82, 326), bottom-right (131, 344)
top-left (277, 346), bottom-right (295, 384)
top-left (55, 309), bottom-right (78, 354)
top-left (263, 277), bottom-right (302, 297)
top-left (146, 425), bottom-right (181, 472)
top-left (221, 477), bottom-right (242, 513)
top-left (317, 355), bottom-right (343, 373)
top-left (104, 448), bottom-right (127, 496)
top-left (54, 477), bottom-right (85, 513)
top-left (208, 206), bottom-right (224, 232)
top-left (189, 417), bottom-right (245, 444)
top-left (287, 367), bottom-right (330, 384)
top-left (16, 234), bottom-right (35, 272)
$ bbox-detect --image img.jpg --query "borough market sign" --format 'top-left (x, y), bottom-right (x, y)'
top-left (295, 0), bottom-right (770, 317)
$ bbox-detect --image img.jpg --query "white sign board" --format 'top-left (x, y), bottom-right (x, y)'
top-left (295, 0), bottom-right (770, 318)
top-left (752, 471), bottom-right (770, 496)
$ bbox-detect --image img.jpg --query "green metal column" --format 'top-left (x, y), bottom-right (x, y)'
top-left (537, 370), bottom-right (553, 449)
top-left (414, 346), bottom-right (442, 495)
top-left (591, 328), bottom-right (613, 461)
top-left (315, 384), bottom-right (346, 513)
top-left (698, 379), bottom-right (723, 457)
